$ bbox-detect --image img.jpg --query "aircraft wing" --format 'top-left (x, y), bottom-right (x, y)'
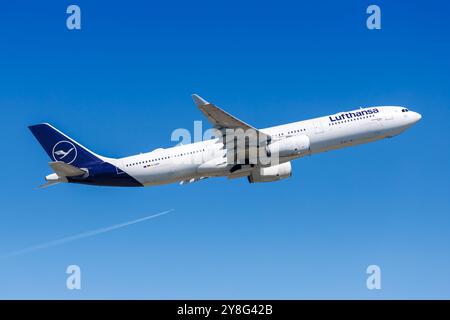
top-left (192, 94), bottom-right (270, 143)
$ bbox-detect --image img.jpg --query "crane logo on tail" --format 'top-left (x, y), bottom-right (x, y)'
top-left (52, 141), bottom-right (77, 164)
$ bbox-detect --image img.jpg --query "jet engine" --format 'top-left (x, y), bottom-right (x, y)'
top-left (248, 162), bottom-right (292, 183)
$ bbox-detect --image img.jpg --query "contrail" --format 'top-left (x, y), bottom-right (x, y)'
top-left (0, 209), bottom-right (174, 259)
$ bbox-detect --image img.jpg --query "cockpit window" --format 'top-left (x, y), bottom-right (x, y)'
top-left (401, 108), bottom-right (409, 112)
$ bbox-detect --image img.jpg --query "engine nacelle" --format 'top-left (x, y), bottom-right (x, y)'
top-left (266, 135), bottom-right (310, 158)
top-left (248, 162), bottom-right (292, 183)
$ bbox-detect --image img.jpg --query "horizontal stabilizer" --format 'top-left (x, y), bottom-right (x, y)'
top-left (48, 161), bottom-right (86, 177)
top-left (38, 181), bottom-right (62, 189)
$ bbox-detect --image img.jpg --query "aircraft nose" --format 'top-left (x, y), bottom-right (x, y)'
top-left (411, 111), bottom-right (422, 123)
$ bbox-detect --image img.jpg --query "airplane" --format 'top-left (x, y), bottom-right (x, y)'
top-left (29, 94), bottom-right (421, 188)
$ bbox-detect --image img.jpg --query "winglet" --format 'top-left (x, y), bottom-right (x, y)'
top-left (192, 94), bottom-right (209, 107)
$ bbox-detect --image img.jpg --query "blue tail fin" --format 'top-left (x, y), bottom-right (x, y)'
top-left (29, 123), bottom-right (104, 167)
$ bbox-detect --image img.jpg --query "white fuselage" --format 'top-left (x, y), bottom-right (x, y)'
top-left (116, 106), bottom-right (421, 186)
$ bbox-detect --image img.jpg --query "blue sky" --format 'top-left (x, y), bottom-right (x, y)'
top-left (0, 0), bottom-right (449, 299)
